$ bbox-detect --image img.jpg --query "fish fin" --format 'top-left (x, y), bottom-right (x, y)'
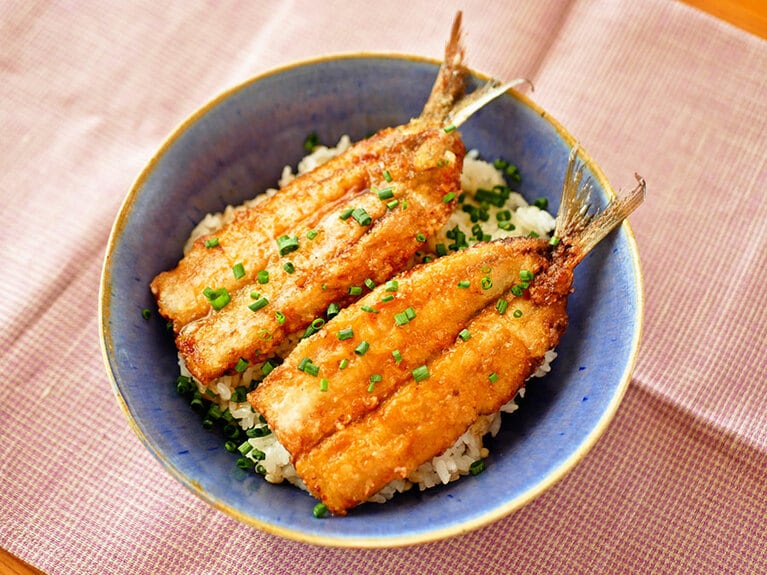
top-left (554, 146), bottom-right (645, 264)
top-left (420, 12), bottom-right (467, 123)
top-left (446, 77), bottom-right (533, 128)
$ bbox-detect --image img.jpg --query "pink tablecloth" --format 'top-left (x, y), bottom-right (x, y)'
top-left (2, 1), bottom-right (766, 573)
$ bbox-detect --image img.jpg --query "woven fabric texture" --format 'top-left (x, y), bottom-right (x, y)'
top-left (1, 1), bottom-right (765, 573)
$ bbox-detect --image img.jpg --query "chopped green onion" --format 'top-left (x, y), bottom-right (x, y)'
top-left (376, 187), bottom-right (394, 200)
top-left (528, 231), bottom-right (540, 238)
top-left (337, 328), bottom-right (354, 340)
top-left (493, 158), bottom-right (508, 170)
top-left (392, 349), bottom-right (403, 364)
top-left (381, 294), bottom-right (394, 303)
top-left (176, 375), bottom-right (192, 395)
top-left (236, 457), bottom-right (254, 470)
top-left (443, 124), bottom-right (457, 133)
top-left (354, 341), bottom-right (369, 356)
top-left (488, 372), bottom-right (498, 383)
top-left (339, 207), bottom-right (353, 220)
top-left (435, 243), bottom-right (447, 257)
top-left (257, 269), bottom-right (269, 284)
top-left (250, 448), bottom-right (266, 461)
top-left (415, 233), bottom-right (426, 242)
top-left (368, 374), bottom-right (381, 392)
top-left (364, 278), bottom-right (376, 290)
top-left (283, 261), bottom-right (295, 274)
top-left (141, 308), bottom-right (151, 320)
top-left (496, 210), bottom-right (512, 222)
top-left (481, 276), bottom-right (493, 290)
top-left (457, 280), bottom-right (470, 289)
top-left (203, 287), bottom-right (231, 310)
top-left (385, 279), bottom-right (399, 292)
top-left (361, 305), bottom-right (379, 314)
top-left (534, 197), bottom-right (548, 209)
top-left (549, 236), bottom-right (561, 246)
top-left (459, 328), bottom-right (471, 341)
top-left (442, 192), bottom-right (456, 203)
top-left (339, 358), bottom-right (349, 370)
top-left (351, 207), bottom-right (372, 226)
top-left (495, 298), bottom-right (508, 315)
top-left (383, 169), bottom-right (393, 182)
top-left (306, 229), bottom-right (318, 240)
top-left (276, 235), bottom-right (299, 256)
top-left (204, 237), bottom-right (219, 248)
top-left (402, 199), bottom-right (408, 210)
top-left (275, 311), bottom-right (286, 325)
top-left (313, 502), bottom-right (329, 518)
top-left (224, 441), bottom-right (237, 453)
top-left (261, 360), bottom-right (276, 377)
top-left (255, 464), bottom-right (266, 475)
top-left (223, 423), bottom-right (239, 439)
top-left (394, 312), bottom-right (409, 326)
top-left (498, 221), bottom-right (516, 231)
top-left (513, 309), bottom-right (523, 318)
top-left (386, 199), bottom-right (400, 210)
top-left (505, 164), bottom-right (521, 182)
top-left (235, 358), bottom-right (249, 373)
top-left (303, 132), bottom-right (320, 152)
top-left (238, 441), bottom-right (253, 456)
top-left (470, 459), bottom-right (486, 475)
top-left (250, 291), bottom-right (261, 299)
top-left (348, 286), bottom-right (363, 296)
top-left (248, 297), bottom-right (269, 312)
top-left (301, 359), bottom-right (320, 377)
top-left (320, 378), bottom-right (329, 392)
top-left (412, 365), bottom-right (430, 382)
top-left (232, 262), bottom-right (246, 279)
top-left (326, 302), bottom-right (340, 318)
top-left (404, 307), bottom-right (416, 320)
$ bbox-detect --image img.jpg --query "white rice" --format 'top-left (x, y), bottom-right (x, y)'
top-left (180, 135), bottom-right (557, 501)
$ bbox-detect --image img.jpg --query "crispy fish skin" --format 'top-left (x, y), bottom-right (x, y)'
top-left (252, 147), bottom-right (645, 515)
top-left (295, 292), bottom-right (568, 515)
top-left (249, 238), bottom-right (548, 458)
top-left (177, 128), bottom-right (465, 383)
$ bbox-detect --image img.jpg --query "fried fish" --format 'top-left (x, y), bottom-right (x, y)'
top-left (250, 148), bottom-right (645, 514)
top-left (151, 12), bottom-right (524, 384)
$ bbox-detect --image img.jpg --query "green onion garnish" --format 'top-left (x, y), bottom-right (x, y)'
top-left (261, 360), bottom-right (276, 376)
top-left (376, 187), bottom-right (394, 200)
top-left (385, 280), bottom-right (399, 292)
top-left (534, 197), bottom-right (548, 209)
top-left (520, 269), bottom-right (534, 282)
top-left (283, 261), bottom-right (295, 274)
top-left (443, 124), bottom-right (456, 133)
top-left (337, 328), bottom-right (354, 340)
top-left (275, 311), bottom-right (286, 325)
top-left (496, 210), bottom-right (511, 222)
top-left (457, 280), bottom-right (470, 289)
top-left (528, 231), bottom-right (540, 238)
top-left (513, 309), bottom-right (523, 318)
top-left (442, 192), bottom-right (456, 203)
top-left (354, 341), bottom-right (369, 356)
top-left (404, 307), bottom-right (416, 320)
top-left (361, 305), bottom-right (379, 314)
top-left (415, 233), bottom-right (426, 242)
top-left (232, 263), bottom-right (246, 279)
top-left (257, 269), bottom-right (269, 284)
top-left (351, 207), bottom-right (372, 226)
top-left (320, 378), bottom-right (329, 392)
top-left (381, 294), bottom-right (394, 302)
top-left (481, 276), bottom-right (493, 290)
top-left (470, 459), bottom-right (486, 475)
top-left (339, 358), bottom-right (349, 370)
top-left (306, 229), bottom-right (318, 240)
top-left (435, 243), bottom-right (447, 257)
top-left (234, 358), bottom-right (249, 373)
top-left (488, 372), bottom-right (498, 383)
top-left (368, 374), bottom-right (381, 392)
top-left (549, 236), bottom-right (561, 246)
top-left (383, 169), bottom-right (393, 182)
top-left (339, 208), bottom-right (354, 220)
top-left (248, 297), bottom-right (269, 312)
top-left (364, 278), bottom-right (376, 290)
top-left (495, 298), bottom-right (508, 315)
top-left (348, 286), bottom-right (363, 296)
top-left (204, 237), bottom-right (219, 248)
top-left (392, 349), bottom-right (403, 364)
top-left (313, 502), bottom-right (329, 518)
top-left (141, 308), bottom-right (151, 320)
top-left (394, 312), bottom-right (409, 326)
top-left (276, 235), bottom-right (299, 256)
top-left (459, 328), bottom-right (471, 341)
top-left (238, 441), bottom-right (253, 456)
top-left (203, 287), bottom-right (231, 310)
top-left (326, 302), bottom-right (340, 318)
top-left (304, 132), bottom-right (320, 152)
top-left (412, 365), bottom-right (430, 382)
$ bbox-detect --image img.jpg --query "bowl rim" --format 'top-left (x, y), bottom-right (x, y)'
top-left (98, 51), bottom-right (644, 548)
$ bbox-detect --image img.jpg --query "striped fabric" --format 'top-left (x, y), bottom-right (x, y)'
top-left (1, 1), bottom-right (765, 573)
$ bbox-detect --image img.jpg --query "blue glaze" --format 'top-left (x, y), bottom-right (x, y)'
top-left (100, 55), bottom-right (643, 547)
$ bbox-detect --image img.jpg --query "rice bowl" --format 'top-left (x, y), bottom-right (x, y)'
top-left (99, 54), bottom-right (643, 547)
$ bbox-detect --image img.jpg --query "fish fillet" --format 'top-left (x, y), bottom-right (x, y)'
top-left (250, 148), bottom-right (646, 514)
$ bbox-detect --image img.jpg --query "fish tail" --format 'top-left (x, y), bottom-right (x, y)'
top-left (445, 77), bottom-right (533, 128)
top-left (554, 146), bottom-right (645, 265)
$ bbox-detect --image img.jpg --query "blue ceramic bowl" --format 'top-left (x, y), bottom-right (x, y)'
top-left (99, 55), bottom-right (643, 547)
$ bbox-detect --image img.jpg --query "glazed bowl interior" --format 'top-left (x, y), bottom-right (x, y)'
top-left (100, 54), bottom-right (642, 547)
